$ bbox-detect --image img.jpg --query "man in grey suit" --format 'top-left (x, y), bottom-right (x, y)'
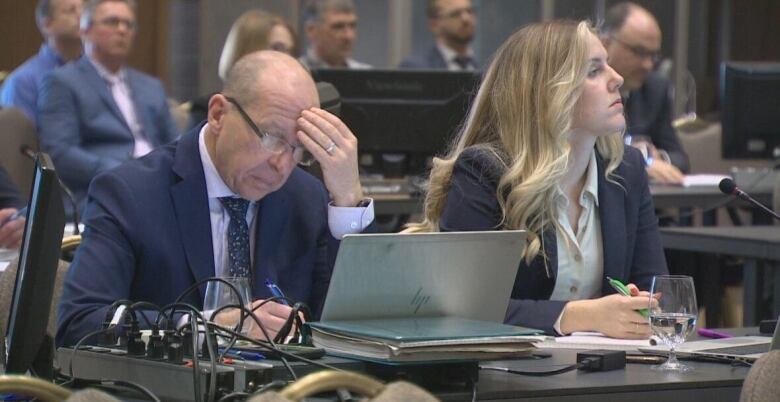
top-left (37, 0), bottom-right (178, 208)
top-left (399, 0), bottom-right (477, 71)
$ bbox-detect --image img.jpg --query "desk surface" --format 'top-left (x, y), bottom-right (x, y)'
top-left (660, 225), bottom-right (780, 260)
top-left (441, 349), bottom-right (748, 402)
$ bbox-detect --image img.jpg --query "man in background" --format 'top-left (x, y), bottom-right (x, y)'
top-left (601, 2), bottom-right (689, 184)
top-left (399, 0), bottom-right (477, 71)
top-left (299, 0), bottom-right (370, 70)
top-left (37, 0), bottom-right (179, 210)
top-left (1, 0), bottom-right (83, 126)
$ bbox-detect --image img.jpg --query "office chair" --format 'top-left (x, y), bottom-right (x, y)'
top-left (740, 350), bottom-right (780, 402)
top-left (248, 370), bottom-right (439, 401)
top-left (0, 108), bottom-right (38, 196)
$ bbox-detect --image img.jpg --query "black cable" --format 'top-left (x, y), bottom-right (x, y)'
top-left (78, 378), bottom-right (162, 402)
top-left (190, 313), bottom-right (204, 402)
top-left (207, 323), bottom-right (342, 372)
top-left (203, 302), bottom-right (297, 380)
top-left (129, 301), bottom-right (167, 328)
top-left (68, 327), bottom-right (116, 379)
top-left (479, 359), bottom-right (596, 377)
top-left (216, 391), bottom-right (249, 402)
top-left (251, 380), bottom-right (287, 394)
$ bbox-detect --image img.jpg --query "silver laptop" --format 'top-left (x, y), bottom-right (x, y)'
top-left (640, 318), bottom-right (780, 362)
top-left (319, 231), bottom-right (526, 323)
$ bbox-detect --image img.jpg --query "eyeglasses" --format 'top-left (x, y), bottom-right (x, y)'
top-left (224, 96), bottom-right (314, 166)
top-left (93, 16), bottom-right (137, 31)
top-left (610, 36), bottom-right (660, 64)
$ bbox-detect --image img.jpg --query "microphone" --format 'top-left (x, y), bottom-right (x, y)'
top-left (19, 145), bottom-right (81, 235)
top-left (718, 178), bottom-right (780, 221)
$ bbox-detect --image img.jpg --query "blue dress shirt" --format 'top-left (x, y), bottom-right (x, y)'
top-left (1, 44), bottom-right (66, 126)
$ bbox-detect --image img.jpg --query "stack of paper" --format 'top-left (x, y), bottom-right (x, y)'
top-left (534, 332), bottom-right (653, 351)
top-left (308, 317), bottom-right (545, 362)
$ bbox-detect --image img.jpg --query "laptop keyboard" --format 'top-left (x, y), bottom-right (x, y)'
top-left (700, 343), bottom-right (770, 355)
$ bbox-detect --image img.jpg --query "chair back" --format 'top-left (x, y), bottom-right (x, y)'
top-left (740, 350), bottom-right (780, 402)
top-left (0, 258), bottom-right (70, 363)
top-left (0, 108), bottom-right (38, 196)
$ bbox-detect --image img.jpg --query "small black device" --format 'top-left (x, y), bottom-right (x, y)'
top-left (576, 350), bottom-right (626, 372)
top-left (721, 62), bottom-right (780, 159)
top-left (4, 153), bottom-right (66, 376)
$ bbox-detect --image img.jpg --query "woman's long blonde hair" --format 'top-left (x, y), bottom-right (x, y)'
top-left (406, 20), bottom-right (625, 265)
top-left (218, 10), bottom-right (299, 80)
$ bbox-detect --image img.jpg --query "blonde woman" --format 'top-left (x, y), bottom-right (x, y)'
top-left (218, 9), bottom-right (299, 80)
top-left (189, 10), bottom-right (299, 128)
top-left (407, 20), bottom-right (667, 338)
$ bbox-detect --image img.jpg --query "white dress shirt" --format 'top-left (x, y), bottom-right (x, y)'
top-left (197, 124), bottom-right (374, 277)
top-left (552, 150), bottom-right (604, 334)
top-left (89, 57), bottom-right (153, 158)
top-left (436, 42), bottom-right (477, 71)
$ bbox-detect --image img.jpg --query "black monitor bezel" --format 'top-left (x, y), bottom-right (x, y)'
top-left (5, 153), bottom-right (66, 374)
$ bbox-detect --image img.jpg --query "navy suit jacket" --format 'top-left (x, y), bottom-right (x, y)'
top-left (625, 71), bottom-right (689, 173)
top-left (439, 145), bottom-right (668, 333)
top-left (38, 56), bottom-right (179, 208)
top-left (399, 46), bottom-right (448, 69)
top-left (57, 125), bottom-right (339, 346)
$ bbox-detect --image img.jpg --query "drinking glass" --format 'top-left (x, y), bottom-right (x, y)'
top-left (204, 277), bottom-right (254, 340)
top-left (648, 275), bottom-right (698, 372)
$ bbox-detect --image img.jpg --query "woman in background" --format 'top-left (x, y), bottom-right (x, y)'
top-left (407, 20), bottom-right (667, 338)
top-left (188, 9), bottom-right (299, 128)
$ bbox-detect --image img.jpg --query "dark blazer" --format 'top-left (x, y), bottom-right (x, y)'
top-left (399, 46), bottom-right (448, 70)
top-left (0, 163), bottom-right (25, 209)
top-left (439, 145), bottom-right (668, 333)
top-left (57, 124), bottom-right (339, 347)
top-left (37, 56), bottom-right (179, 209)
top-left (625, 71), bottom-right (689, 173)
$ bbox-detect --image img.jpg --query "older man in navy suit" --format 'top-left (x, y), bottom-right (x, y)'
top-left (399, 0), bottom-right (478, 71)
top-left (57, 50), bottom-right (375, 347)
top-left (38, 0), bottom-right (178, 209)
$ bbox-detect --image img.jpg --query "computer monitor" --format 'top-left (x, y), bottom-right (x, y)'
top-left (721, 62), bottom-right (780, 159)
top-left (311, 69), bottom-right (480, 174)
top-left (4, 153), bottom-right (65, 375)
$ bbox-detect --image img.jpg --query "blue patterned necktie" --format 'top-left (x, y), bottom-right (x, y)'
top-left (218, 197), bottom-right (251, 278)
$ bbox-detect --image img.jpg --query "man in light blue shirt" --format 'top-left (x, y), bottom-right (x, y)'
top-left (0, 0), bottom-right (83, 126)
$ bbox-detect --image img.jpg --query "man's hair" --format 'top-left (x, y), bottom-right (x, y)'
top-left (425, 0), bottom-right (440, 19)
top-left (80, 0), bottom-right (136, 30)
top-left (303, 0), bottom-right (355, 24)
top-left (600, 1), bottom-right (637, 36)
top-left (35, 0), bottom-right (54, 30)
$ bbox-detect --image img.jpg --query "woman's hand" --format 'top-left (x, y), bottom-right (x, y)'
top-left (560, 285), bottom-right (657, 339)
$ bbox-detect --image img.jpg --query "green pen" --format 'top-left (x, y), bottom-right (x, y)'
top-left (606, 276), bottom-right (649, 318)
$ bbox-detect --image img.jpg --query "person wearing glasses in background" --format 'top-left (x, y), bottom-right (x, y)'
top-left (601, 2), bottom-right (689, 185)
top-left (57, 51), bottom-right (375, 347)
top-left (188, 9), bottom-right (300, 130)
top-left (37, 0), bottom-right (179, 212)
top-left (399, 0), bottom-right (478, 71)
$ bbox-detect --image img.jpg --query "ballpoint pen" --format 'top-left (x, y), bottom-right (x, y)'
top-left (0, 206), bottom-right (27, 227)
top-left (606, 276), bottom-right (650, 318)
top-left (264, 278), bottom-right (290, 306)
top-left (218, 347), bottom-right (266, 361)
